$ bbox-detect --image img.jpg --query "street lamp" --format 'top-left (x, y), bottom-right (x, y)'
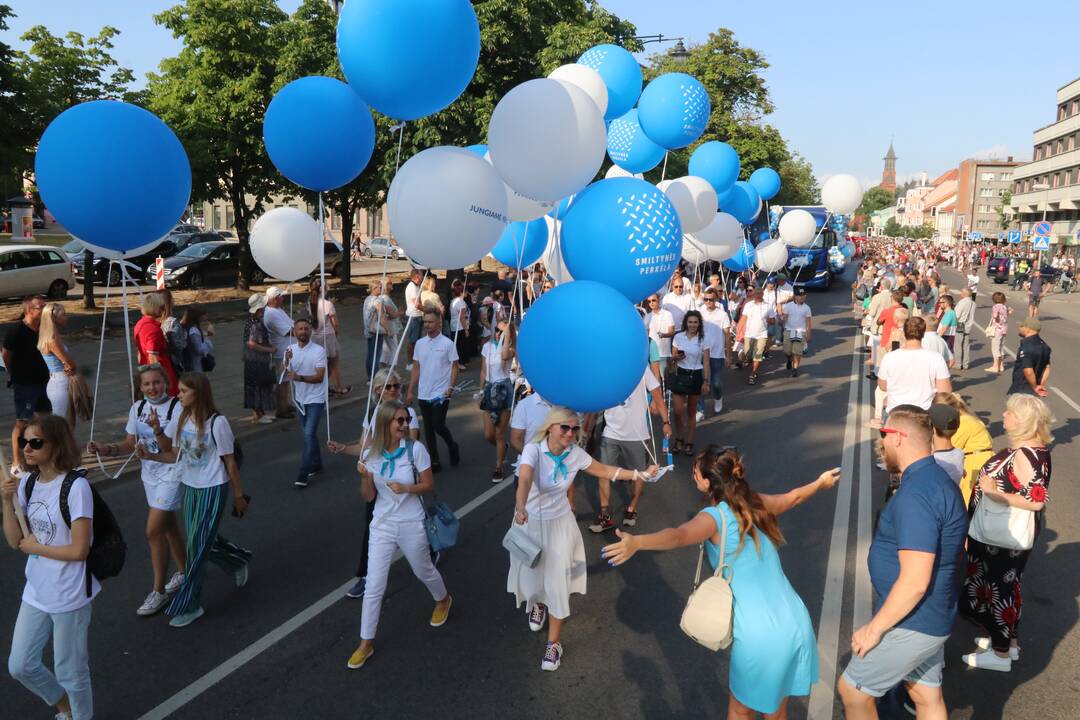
top-left (626, 34), bottom-right (690, 62)
top-left (1032, 181), bottom-right (1051, 265)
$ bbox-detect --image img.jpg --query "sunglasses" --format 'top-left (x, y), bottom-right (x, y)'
top-left (879, 427), bottom-right (907, 439)
top-left (393, 416), bottom-right (410, 426)
top-left (18, 436), bottom-right (46, 450)
top-left (137, 363), bottom-right (163, 373)
top-left (647, 299), bottom-right (659, 304)
top-left (558, 424), bottom-right (581, 434)
top-left (383, 382), bottom-right (401, 391)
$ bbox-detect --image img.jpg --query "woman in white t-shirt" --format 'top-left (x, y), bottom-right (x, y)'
top-left (449, 279), bottom-right (472, 370)
top-left (480, 321), bottom-right (517, 482)
top-left (2, 415), bottom-right (97, 720)
top-left (139, 372), bottom-right (252, 629)
top-left (87, 364), bottom-right (187, 617)
top-left (309, 278), bottom-right (350, 396)
top-left (346, 401), bottom-right (452, 670)
top-left (668, 311), bottom-right (710, 456)
top-left (509, 406), bottom-right (657, 672)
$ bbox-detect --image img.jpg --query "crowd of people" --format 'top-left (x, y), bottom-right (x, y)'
top-left (0, 237), bottom-right (1060, 718)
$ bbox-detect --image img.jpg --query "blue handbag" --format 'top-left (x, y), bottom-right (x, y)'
top-left (406, 440), bottom-right (460, 552)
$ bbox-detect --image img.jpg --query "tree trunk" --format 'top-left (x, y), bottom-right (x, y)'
top-left (232, 190), bottom-right (251, 290)
top-left (82, 250), bottom-right (95, 309)
top-left (337, 197), bottom-right (354, 285)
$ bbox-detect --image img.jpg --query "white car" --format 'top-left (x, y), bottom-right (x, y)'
top-left (0, 244), bottom-right (75, 300)
top-left (360, 236), bottom-right (408, 260)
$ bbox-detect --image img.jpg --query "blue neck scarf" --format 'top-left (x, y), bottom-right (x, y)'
top-left (544, 448), bottom-right (571, 487)
top-left (381, 446), bottom-right (406, 476)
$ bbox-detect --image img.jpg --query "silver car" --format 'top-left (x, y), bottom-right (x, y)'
top-left (0, 244), bottom-right (75, 299)
top-left (360, 236), bottom-right (408, 260)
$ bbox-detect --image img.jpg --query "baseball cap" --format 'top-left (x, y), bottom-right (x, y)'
top-left (247, 293), bottom-right (267, 314)
top-left (929, 403), bottom-right (960, 434)
top-left (266, 286), bottom-right (285, 301)
top-left (793, 287), bottom-right (807, 296)
top-left (1019, 317), bottom-right (1041, 332)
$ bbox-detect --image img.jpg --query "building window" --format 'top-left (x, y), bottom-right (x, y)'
top-left (1070, 135), bottom-right (1077, 151)
top-left (212, 206), bottom-right (222, 230)
top-left (999, 172), bottom-right (1011, 181)
top-left (980, 172), bottom-right (995, 181)
top-left (980, 187), bottom-right (994, 197)
top-left (1059, 105), bottom-right (1067, 121)
top-left (1053, 172), bottom-right (1061, 188)
top-left (225, 207), bottom-right (234, 229)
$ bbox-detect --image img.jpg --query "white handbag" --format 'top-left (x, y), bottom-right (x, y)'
top-left (968, 451), bottom-right (1036, 552)
top-left (679, 509), bottom-right (734, 651)
top-left (503, 523), bottom-right (542, 568)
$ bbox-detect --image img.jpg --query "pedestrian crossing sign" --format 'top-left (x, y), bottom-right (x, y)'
top-left (1033, 235), bottom-right (1051, 251)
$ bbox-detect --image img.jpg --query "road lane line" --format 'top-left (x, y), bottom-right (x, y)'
top-left (807, 332), bottom-right (862, 720)
top-left (137, 479), bottom-right (517, 720)
top-left (1050, 386), bottom-right (1080, 414)
top-left (853, 374), bottom-right (873, 630)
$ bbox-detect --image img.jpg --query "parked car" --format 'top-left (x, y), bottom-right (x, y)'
top-left (169, 223), bottom-right (200, 236)
top-left (322, 241), bottom-right (344, 277)
top-left (174, 231), bottom-right (226, 252)
top-left (986, 257), bottom-right (1010, 283)
top-left (146, 241), bottom-right (240, 289)
top-left (359, 236), bottom-right (408, 260)
top-left (71, 240), bottom-right (179, 284)
top-left (0, 244), bottom-right (74, 299)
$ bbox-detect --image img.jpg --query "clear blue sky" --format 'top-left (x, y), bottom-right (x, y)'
top-left (7, 0), bottom-right (1080, 189)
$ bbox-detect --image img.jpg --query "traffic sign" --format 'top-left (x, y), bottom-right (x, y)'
top-left (1033, 235), bottom-right (1051, 251)
top-left (1008, 230), bottom-right (1022, 243)
top-left (1034, 220), bottom-right (1052, 236)
top-left (968, 232), bottom-right (982, 241)
top-left (998, 232), bottom-right (1006, 241)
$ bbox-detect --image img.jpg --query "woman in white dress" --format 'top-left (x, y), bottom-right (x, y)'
top-left (36, 303), bottom-right (76, 426)
top-left (509, 406), bottom-right (657, 672)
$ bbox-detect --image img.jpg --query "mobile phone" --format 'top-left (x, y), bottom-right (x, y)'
top-left (232, 494), bottom-right (252, 517)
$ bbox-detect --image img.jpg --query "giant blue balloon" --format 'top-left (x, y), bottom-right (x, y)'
top-left (464, 143), bottom-right (488, 157)
top-left (561, 177), bottom-right (683, 303)
top-left (35, 100), bottom-right (190, 254)
top-left (337, 0), bottom-right (480, 120)
top-left (715, 186), bottom-right (735, 211)
top-left (726, 181), bottom-right (762, 225)
top-left (577, 44), bottom-right (643, 121)
top-left (491, 218), bottom-right (548, 269)
top-left (519, 281), bottom-right (648, 413)
top-left (264, 77), bottom-right (375, 192)
top-left (637, 73), bottom-right (711, 150)
top-left (689, 141), bottom-right (740, 195)
top-left (606, 108), bottom-right (665, 173)
top-left (749, 167), bottom-right (782, 201)
top-left (549, 195), bottom-right (576, 221)
top-left (722, 240), bottom-right (756, 272)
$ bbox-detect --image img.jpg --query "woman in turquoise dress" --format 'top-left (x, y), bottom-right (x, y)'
top-left (603, 446), bottom-right (840, 719)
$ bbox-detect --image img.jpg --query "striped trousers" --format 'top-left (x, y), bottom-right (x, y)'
top-left (166, 483), bottom-right (252, 616)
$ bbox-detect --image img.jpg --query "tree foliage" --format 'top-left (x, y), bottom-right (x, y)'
top-left (856, 186), bottom-right (895, 217)
top-left (997, 189), bottom-right (1013, 230)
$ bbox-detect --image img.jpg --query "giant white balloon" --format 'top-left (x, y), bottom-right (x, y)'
top-left (541, 216), bottom-right (574, 284)
top-left (549, 64), bottom-right (608, 117)
top-left (821, 174), bottom-right (864, 215)
top-left (388, 146), bottom-right (508, 268)
top-left (778, 209), bottom-right (818, 248)
top-left (481, 150), bottom-right (554, 221)
top-left (658, 176), bottom-right (718, 234)
top-left (605, 165), bottom-right (643, 180)
top-left (250, 207), bottom-right (321, 281)
top-left (488, 78), bottom-right (607, 202)
top-left (682, 236), bottom-right (719, 265)
top-left (688, 210), bottom-right (743, 257)
top-left (754, 238), bottom-right (789, 273)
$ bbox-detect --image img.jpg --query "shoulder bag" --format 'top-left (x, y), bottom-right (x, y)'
top-left (406, 440), bottom-right (459, 552)
top-left (968, 450), bottom-right (1036, 551)
top-left (680, 508), bottom-right (734, 651)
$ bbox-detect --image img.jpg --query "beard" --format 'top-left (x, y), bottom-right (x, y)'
top-left (875, 439), bottom-right (901, 475)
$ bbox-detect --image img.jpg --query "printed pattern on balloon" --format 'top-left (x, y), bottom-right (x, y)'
top-left (621, 190), bottom-right (681, 276)
top-left (577, 46), bottom-right (608, 72)
top-left (681, 81), bottom-right (710, 136)
top-left (607, 116), bottom-right (638, 164)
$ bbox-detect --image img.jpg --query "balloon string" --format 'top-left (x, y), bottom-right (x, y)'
top-left (660, 152), bottom-right (669, 183)
top-left (319, 192), bottom-right (331, 441)
top-left (789, 210), bottom-right (832, 288)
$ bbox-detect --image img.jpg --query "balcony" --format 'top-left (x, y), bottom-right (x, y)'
top-left (1010, 184), bottom-right (1080, 213)
top-left (1012, 147), bottom-right (1080, 180)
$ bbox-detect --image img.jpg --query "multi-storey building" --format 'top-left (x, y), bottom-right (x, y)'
top-left (956, 157), bottom-right (1021, 238)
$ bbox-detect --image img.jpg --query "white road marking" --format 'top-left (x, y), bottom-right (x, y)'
top-left (1050, 386), bottom-right (1080, 414)
top-left (853, 374), bottom-right (874, 630)
top-left (136, 479), bottom-right (517, 720)
top-left (807, 332), bottom-right (862, 720)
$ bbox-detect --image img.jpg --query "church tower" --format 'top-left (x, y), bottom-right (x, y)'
top-left (880, 141), bottom-right (897, 193)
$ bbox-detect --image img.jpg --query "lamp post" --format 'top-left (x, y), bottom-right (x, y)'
top-left (1033, 181), bottom-right (1051, 267)
top-left (625, 34), bottom-right (690, 62)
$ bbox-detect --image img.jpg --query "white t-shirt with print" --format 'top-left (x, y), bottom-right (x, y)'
top-left (287, 341), bottom-right (328, 406)
top-left (603, 368), bottom-right (659, 442)
top-left (413, 334), bottom-right (459, 401)
top-left (405, 281), bottom-right (423, 318)
top-left (878, 347), bottom-right (950, 413)
top-left (741, 301), bottom-right (774, 340)
top-left (647, 309), bottom-right (676, 357)
top-left (126, 397), bottom-right (180, 487)
top-left (361, 439), bottom-right (431, 525)
top-left (673, 332), bottom-right (706, 370)
top-left (482, 340), bottom-right (511, 383)
top-left (17, 472), bottom-right (100, 613)
top-left (699, 306), bottom-right (731, 357)
top-left (449, 297), bottom-right (469, 332)
top-left (783, 303), bottom-right (812, 336)
top-left (170, 415), bottom-right (234, 489)
top-left (521, 440), bottom-right (592, 520)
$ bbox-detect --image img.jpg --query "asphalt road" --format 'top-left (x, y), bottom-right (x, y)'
top-left (1, 265), bottom-right (1077, 719)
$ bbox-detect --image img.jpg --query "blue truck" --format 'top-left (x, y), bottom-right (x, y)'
top-left (751, 205), bottom-right (842, 290)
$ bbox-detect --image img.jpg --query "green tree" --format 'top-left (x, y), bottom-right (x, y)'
top-left (856, 186), bottom-right (894, 217)
top-left (997, 189), bottom-right (1013, 230)
top-left (0, 5), bottom-right (33, 198)
top-left (884, 218), bottom-right (904, 237)
top-left (146, 0), bottom-right (288, 289)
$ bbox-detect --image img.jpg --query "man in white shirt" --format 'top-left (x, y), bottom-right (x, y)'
top-left (644, 293), bottom-right (676, 381)
top-left (953, 289), bottom-right (976, 370)
top-left (263, 286), bottom-right (295, 419)
top-left (779, 288), bottom-right (812, 377)
top-left (407, 309), bottom-right (460, 472)
top-left (741, 288), bottom-right (775, 385)
top-left (768, 274), bottom-right (794, 348)
top-left (587, 367), bottom-right (670, 533)
top-left (661, 280), bottom-right (695, 332)
top-left (285, 317), bottom-right (327, 488)
top-left (966, 270), bottom-right (980, 302)
top-left (698, 289), bottom-right (732, 412)
top-left (878, 316), bottom-right (952, 418)
top-left (920, 315), bottom-right (954, 368)
top-left (403, 268), bottom-right (425, 369)
top-left (510, 383), bottom-right (552, 463)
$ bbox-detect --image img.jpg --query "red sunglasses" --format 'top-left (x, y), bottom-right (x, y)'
top-left (879, 427), bottom-right (907, 439)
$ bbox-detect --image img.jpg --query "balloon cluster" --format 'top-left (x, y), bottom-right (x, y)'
top-left (761, 174), bottom-right (865, 276)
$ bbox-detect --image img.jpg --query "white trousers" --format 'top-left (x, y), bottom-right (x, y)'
top-left (361, 518), bottom-right (446, 640)
top-left (46, 372), bottom-right (69, 420)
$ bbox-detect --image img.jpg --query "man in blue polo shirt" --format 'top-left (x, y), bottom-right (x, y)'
top-left (839, 404), bottom-right (969, 719)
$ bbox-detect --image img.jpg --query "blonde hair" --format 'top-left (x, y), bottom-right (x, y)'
top-left (141, 292), bottom-right (167, 318)
top-left (934, 391), bottom-right (973, 417)
top-left (531, 406), bottom-right (579, 445)
top-left (1006, 394), bottom-right (1053, 445)
top-left (369, 401), bottom-right (409, 458)
top-left (421, 275), bottom-right (437, 292)
top-left (37, 302), bottom-right (65, 354)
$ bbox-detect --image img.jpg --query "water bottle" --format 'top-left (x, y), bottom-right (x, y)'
top-left (662, 436), bottom-right (672, 467)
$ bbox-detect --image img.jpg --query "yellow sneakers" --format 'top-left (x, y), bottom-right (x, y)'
top-left (429, 595), bottom-right (453, 627)
top-left (346, 643), bottom-right (374, 670)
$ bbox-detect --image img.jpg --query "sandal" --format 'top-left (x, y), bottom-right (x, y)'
top-left (682, 443), bottom-right (694, 456)
top-left (671, 439), bottom-right (684, 454)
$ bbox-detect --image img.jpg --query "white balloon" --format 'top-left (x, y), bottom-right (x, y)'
top-left (549, 64), bottom-right (608, 117)
top-left (388, 147), bottom-right (508, 269)
top-left (250, 207), bottom-right (321, 282)
top-left (481, 150), bottom-right (555, 221)
top-left (689, 211), bottom-right (744, 260)
top-left (682, 236), bottom-right (717, 265)
top-left (488, 78), bottom-right (607, 203)
top-left (541, 216), bottom-right (574, 284)
top-left (658, 176), bottom-right (718, 234)
top-left (755, 238), bottom-right (789, 273)
top-left (778, 209), bottom-right (818, 248)
top-left (605, 165), bottom-right (643, 180)
top-left (821, 174), bottom-right (864, 215)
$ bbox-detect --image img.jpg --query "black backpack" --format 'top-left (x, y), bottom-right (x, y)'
top-left (137, 397), bottom-right (180, 425)
top-left (24, 469), bottom-right (127, 597)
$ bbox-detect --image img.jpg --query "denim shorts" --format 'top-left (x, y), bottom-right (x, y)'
top-left (12, 383), bottom-right (52, 421)
top-left (842, 627), bottom-right (947, 698)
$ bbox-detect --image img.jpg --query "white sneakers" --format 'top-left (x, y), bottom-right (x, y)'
top-left (541, 641), bottom-right (562, 671)
top-left (137, 591), bottom-right (170, 617)
top-left (714, 398), bottom-right (723, 413)
top-left (528, 604), bottom-right (547, 632)
top-left (695, 410), bottom-right (705, 422)
top-left (962, 649), bottom-right (1012, 672)
top-left (165, 571), bottom-right (185, 595)
top-left (974, 637), bottom-right (1020, 661)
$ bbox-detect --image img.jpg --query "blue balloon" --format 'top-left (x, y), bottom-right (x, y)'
top-left (722, 240), bottom-right (756, 272)
top-left (726, 181), bottom-right (762, 225)
top-left (636, 73), bottom-right (711, 150)
top-left (264, 77), bottom-right (375, 192)
top-left (337, 0), bottom-right (480, 120)
top-left (748, 167), bottom-right (782, 201)
top-left (491, 218), bottom-right (548, 269)
top-left (715, 186), bottom-right (735, 211)
top-left (464, 144), bottom-right (488, 157)
top-left (35, 101), bottom-right (190, 254)
top-left (548, 195), bottom-right (576, 221)
top-left (606, 108), bottom-right (665, 173)
top-left (577, 44), bottom-right (643, 120)
top-left (689, 141), bottom-right (740, 195)
top-left (519, 281), bottom-right (648, 413)
top-left (561, 178), bottom-right (683, 303)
